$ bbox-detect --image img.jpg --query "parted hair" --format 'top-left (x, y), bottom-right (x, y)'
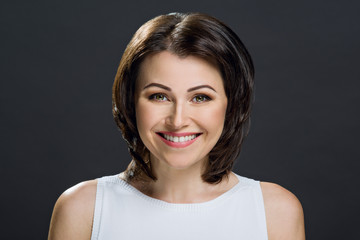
top-left (112, 12), bottom-right (254, 184)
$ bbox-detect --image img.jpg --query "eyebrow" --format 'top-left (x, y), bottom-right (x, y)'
top-left (143, 83), bottom-right (171, 91)
top-left (143, 83), bottom-right (217, 93)
top-left (187, 85), bottom-right (217, 93)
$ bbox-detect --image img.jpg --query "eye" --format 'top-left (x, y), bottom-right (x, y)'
top-left (149, 93), bottom-right (168, 102)
top-left (192, 94), bottom-right (211, 103)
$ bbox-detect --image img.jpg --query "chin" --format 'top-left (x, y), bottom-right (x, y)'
top-left (165, 162), bottom-right (195, 170)
top-left (158, 155), bottom-right (207, 171)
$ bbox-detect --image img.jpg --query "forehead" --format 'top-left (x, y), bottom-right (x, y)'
top-left (136, 51), bottom-right (223, 90)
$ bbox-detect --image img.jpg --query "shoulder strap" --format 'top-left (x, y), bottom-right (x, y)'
top-left (90, 177), bottom-right (105, 240)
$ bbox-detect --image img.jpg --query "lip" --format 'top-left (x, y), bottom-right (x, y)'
top-left (156, 131), bottom-right (202, 148)
top-left (158, 131), bottom-right (200, 137)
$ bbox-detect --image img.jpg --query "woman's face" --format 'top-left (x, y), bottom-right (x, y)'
top-left (135, 51), bottom-right (227, 171)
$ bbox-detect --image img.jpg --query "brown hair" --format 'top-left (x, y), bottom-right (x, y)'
top-left (112, 12), bottom-right (254, 184)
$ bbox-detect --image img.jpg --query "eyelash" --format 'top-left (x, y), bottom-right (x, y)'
top-left (148, 93), bottom-right (212, 103)
top-left (149, 93), bottom-right (169, 102)
top-left (192, 94), bottom-right (211, 103)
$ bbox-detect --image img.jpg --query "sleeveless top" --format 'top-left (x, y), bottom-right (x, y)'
top-left (90, 173), bottom-right (268, 240)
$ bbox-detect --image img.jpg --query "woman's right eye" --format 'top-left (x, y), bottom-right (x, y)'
top-left (149, 93), bottom-right (168, 101)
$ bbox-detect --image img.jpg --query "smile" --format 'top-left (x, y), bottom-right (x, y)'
top-left (156, 132), bottom-right (202, 148)
top-left (163, 133), bottom-right (197, 142)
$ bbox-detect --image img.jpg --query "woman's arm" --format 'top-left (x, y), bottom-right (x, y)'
top-left (261, 182), bottom-right (305, 240)
top-left (48, 180), bottom-right (97, 240)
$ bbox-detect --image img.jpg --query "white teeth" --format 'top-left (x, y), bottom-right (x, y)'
top-left (162, 134), bottom-right (198, 143)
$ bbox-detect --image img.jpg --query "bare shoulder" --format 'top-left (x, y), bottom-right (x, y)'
top-left (48, 179), bottom-right (98, 240)
top-left (260, 182), bottom-right (305, 240)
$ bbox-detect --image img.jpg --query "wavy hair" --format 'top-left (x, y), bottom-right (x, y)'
top-left (112, 12), bottom-right (254, 184)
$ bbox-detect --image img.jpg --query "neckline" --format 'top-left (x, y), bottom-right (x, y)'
top-left (112, 173), bottom-right (244, 211)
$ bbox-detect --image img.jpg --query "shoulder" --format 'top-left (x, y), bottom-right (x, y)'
top-left (260, 182), bottom-right (305, 240)
top-left (48, 179), bottom-right (98, 240)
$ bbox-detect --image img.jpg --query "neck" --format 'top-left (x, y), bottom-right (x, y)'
top-left (137, 154), bottom-right (236, 204)
top-left (153, 170), bottom-right (205, 202)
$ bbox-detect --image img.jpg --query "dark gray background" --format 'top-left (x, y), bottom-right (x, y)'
top-left (1, 0), bottom-right (359, 239)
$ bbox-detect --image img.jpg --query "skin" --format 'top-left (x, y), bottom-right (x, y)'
top-left (48, 51), bottom-right (305, 240)
top-left (133, 51), bottom-right (230, 203)
top-left (48, 180), bottom-right (97, 240)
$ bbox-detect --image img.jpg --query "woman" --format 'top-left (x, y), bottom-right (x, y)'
top-left (48, 12), bottom-right (305, 240)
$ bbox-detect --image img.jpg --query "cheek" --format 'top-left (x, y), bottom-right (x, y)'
top-left (211, 107), bottom-right (227, 131)
top-left (197, 102), bottom-right (227, 133)
top-left (135, 103), bottom-right (151, 134)
top-left (135, 102), bottom-right (165, 136)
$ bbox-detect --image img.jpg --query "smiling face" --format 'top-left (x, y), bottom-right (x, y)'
top-left (135, 51), bottom-right (228, 171)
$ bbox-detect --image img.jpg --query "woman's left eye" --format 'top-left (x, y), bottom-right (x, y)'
top-left (192, 95), bottom-right (211, 103)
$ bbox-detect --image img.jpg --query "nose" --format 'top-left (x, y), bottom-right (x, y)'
top-left (165, 101), bottom-right (189, 130)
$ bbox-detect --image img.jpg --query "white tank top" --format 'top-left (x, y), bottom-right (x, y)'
top-left (91, 173), bottom-right (268, 240)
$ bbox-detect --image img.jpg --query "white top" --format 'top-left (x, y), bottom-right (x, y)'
top-left (90, 173), bottom-right (268, 240)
